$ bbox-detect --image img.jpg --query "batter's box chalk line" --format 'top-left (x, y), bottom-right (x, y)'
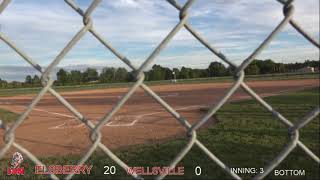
top-left (48, 105), bottom-right (205, 129)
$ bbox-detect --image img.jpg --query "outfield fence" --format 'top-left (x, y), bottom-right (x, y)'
top-left (0, 0), bottom-right (319, 180)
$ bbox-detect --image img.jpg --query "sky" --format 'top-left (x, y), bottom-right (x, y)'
top-left (0, 0), bottom-right (319, 81)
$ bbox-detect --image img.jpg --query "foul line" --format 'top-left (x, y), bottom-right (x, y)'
top-left (33, 108), bottom-right (74, 118)
top-left (105, 104), bottom-right (205, 127)
top-left (0, 102), bottom-right (11, 105)
top-left (45, 104), bottom-right (205, 129)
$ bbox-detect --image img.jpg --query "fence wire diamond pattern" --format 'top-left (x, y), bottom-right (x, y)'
top-left (0, 0), bottom-right (319, 179)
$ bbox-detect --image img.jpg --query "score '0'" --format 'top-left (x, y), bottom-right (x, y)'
top-left (195, 166), bottom-right (201, 176)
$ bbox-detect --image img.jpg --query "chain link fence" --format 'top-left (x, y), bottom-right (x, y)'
top-left (0, 0), bottom-right (319, 179)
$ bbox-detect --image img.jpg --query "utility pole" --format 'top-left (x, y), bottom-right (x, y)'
top-left (172, 71), bottom-right (177, 83)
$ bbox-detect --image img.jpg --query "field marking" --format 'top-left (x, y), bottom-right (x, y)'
top-left (0, 102), bottom-right (11, 105)
top-left (49, 122), bottom-right (66, 129)
top-left (4, 87), bottom-right (311, 130)
top-left (45, 104), bottom-right (205, 129)
top-left (105, 115), bottom-right (140, 127)
top-left (159, 93), bottom-right (179, 98)
top-left (33, 108), bottom-right (74, 118)
top-left (29, 92), bottom-right (181, 129)
top-left (36, 86), bottom-right (315, 129)
top-left (105, 104), bottom-right (205, 127)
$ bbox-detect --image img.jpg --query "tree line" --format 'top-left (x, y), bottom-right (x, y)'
top-left (0, 59), bottom-right (318, 88)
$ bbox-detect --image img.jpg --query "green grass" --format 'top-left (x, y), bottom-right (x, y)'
top-left (0, 72), bottom-right (317, 97)
top-left (0, 88), bottom-right (319, 179)
top-left (0, 108), bottom-right (19, 124)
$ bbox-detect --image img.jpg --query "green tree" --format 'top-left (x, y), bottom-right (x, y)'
top-left (11, 81), bottom-right (22, 88)
top-left (70, 70), bottom-right (82, 84)
top-left (304, 60), bottom-right (319, 68)
top-left (245, 64), bottom-right (260, 75)
top-left (207, 61), bottom-right (227, 77)
top-left (187, 67), bottom-right (194, 78)
top-left (115, 68), bottom-right (128, 82)
top-left (192, 69), bottom-right (207, 78)
top-left (149, 65), bottom-right (165, 81)
top-left (275, 63), bottom-right (286, 73)
top-left (25, 75), bottom-right (33, 85)
top-left (0, 78), bottom-right (8, 88)
top-left (179, 66), bottom-right (192, 79)
top-left (127, 71), bottom-right (136, 82)
top-left (32, 75), bottom-right (41, 86)
top-left (164, 68), bottom-right (173, 80)
top-left (255, 59), bottom-right (276, 74)
top-left (99, 67), bottom-right (116, 83)
top-left (226, 66), bottom-right (235, 76)
top-left (57, 69), bottom-right (69, 85)
top-left (82, 68), bottom-right (98, 82)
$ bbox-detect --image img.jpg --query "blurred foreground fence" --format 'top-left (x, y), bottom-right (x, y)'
top-left (0, 0), bottom-right (319, 179)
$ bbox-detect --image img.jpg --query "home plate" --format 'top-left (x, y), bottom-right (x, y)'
top-left (105, 115), bottom-right (140, 127)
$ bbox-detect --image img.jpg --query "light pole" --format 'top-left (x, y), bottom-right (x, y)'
top-left (172, 71), bottom-right (177, 83)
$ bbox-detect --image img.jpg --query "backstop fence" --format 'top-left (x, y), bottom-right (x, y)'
top-left (0, 0), bottom-right (319, 179)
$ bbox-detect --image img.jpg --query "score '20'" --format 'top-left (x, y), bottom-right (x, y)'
top-left (104, 166), bottom-right (116, 175)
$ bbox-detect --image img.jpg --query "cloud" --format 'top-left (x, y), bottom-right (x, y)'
top-left (108, 0), bottom-right (139, 8)
top-left (0, 0), bottom-right (318, 76)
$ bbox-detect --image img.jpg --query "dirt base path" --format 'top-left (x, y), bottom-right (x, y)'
top-left (0, 79), bottom-right (318, 156)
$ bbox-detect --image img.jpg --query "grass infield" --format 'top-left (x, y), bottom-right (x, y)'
top-left (0, 108), bottom-right (19, 124)
top-left (0, 88), bottom-right (319, 179)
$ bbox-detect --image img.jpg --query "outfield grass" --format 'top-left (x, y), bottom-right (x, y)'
top-left (0, 108), bottom-right (19, 124)
top-left (0, 72), bottom-right (317, 97)
top-left (0, 88), bottom-right (319, 179)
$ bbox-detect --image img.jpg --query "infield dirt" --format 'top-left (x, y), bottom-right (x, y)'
top-left (0, 79), bottom-right (318, 156)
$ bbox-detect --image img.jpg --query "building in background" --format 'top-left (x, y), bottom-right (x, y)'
top-left (297, 66), bottom-right (315, 73)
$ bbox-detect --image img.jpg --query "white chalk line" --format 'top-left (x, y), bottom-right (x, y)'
top-left (105, 104), bottom-right (205, 127)
top-left (45, 93), bottom-right (181, 129)
top-left (0, 102), bottom-right (11, 105)
top-left (0, 93), bottom-right (177, 105)
top-left (1, 87), bottom-right (314, 129)
top-left (46, 104), bottom-right (205, 129)
top-left (33, 108), bottom-right (74, 118)
top-left (2, 87), bottom-right (308, 130)
top-left (0, 93), bottom-right (177, 104)
top-left (63, 93), bottom-right (178, 99)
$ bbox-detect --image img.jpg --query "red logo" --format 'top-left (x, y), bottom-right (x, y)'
top-left (6, 152), bottom-right (25, 176)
